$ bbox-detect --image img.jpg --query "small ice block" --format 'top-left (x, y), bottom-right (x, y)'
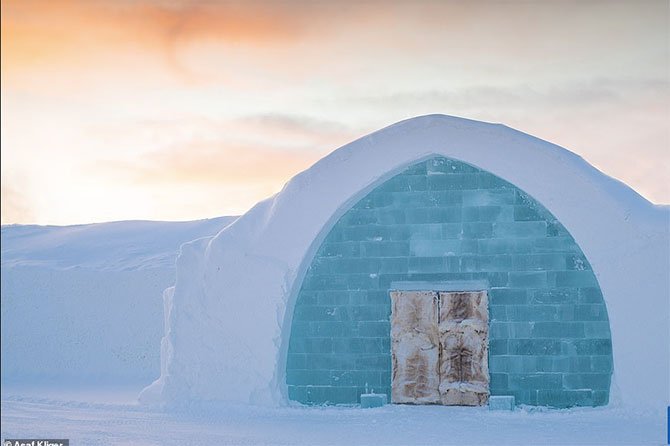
top-left (488, 395), bottom-right (515, 411)
top-left (360, 393), bottom-right (388, 408)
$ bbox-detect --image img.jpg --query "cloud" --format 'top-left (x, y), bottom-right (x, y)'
top-left (3, 0), bottom-right (667, 89)
top-left (88, 112), bottom-right (360, 156)
top-left (94, 113), bottom-right (362, 191)
top-left (343, 79), bottom-right (669, 111)
top-left (1, 0), bottom-right (369, 81)
top-left (106, 141), bottom-right (320, 187)
top-left (231, 114), bottom-right (357, 144)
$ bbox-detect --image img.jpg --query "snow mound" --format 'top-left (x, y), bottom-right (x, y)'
top-left (1, 217), bottom-right (237, 271)
top-left (1, 217), bottom-right (236, 383)
top-left (139, 114), bottom-right (668, 410)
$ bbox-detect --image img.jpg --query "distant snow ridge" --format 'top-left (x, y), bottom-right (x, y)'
top-left (1, 217), bottom-right (236, 383)
top-left (140, 114), bottom-right (669, 410)
top-left (1, 217), bottom-right (236, 271)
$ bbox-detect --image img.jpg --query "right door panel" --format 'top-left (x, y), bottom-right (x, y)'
top-left (438, 291), bottom-right (490, 406)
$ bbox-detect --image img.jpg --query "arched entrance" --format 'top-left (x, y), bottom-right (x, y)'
top-left (286, 156), bottom-right (612, 407)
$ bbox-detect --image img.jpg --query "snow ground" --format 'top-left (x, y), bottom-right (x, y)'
top-left (1, 385), bottom-right (665, 445)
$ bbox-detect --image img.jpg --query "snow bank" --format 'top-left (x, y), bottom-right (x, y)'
top-left (142, 115), bottom-right (669, 410)
top-left (1, 217), bottom-right (235, 271)
top-left (1, 217), bottom-right (236, 383)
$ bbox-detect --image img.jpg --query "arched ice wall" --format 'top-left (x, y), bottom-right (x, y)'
top-left (140, 115), bottom-right (669, 410)
top-left (287, 155), bottom-right (613, 407)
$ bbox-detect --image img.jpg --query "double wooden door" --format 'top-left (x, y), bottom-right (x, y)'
top-left (390, 290), bottom-right (489, 406)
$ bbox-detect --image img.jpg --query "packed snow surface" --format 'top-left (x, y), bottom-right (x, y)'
top-left (1, 385), bottom-right (665, 445)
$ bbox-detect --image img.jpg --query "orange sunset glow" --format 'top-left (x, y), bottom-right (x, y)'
top-left (2, 0), bottom-right (668, 225)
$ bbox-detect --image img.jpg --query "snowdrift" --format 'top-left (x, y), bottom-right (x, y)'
top-left (1, 217), bottom-right (236, 383)
top-left (141, 114), bottom-right (669, 410)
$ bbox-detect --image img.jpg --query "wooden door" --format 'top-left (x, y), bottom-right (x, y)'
top-left (390, 290), bottom-right (440, 404)
top-left (438, 291), bottom-right (489, 406)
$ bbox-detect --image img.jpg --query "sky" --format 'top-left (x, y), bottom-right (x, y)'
top-left (1, 0), bottom-right (668, 225)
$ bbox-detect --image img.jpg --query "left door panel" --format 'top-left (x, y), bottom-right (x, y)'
top-left (390, 290), bottom-right (440, 404)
